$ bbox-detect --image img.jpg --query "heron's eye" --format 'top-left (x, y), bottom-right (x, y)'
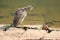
top-left (17, 10), bottom-right (20, 11)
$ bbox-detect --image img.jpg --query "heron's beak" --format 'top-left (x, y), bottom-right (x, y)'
top-left (30, 7), bottom-right (34, 10)
top-left (27, 5), bottom-right (34, 10)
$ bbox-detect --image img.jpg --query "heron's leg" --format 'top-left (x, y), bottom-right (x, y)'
top-left (14, 24), bottom-right (17, 27)
top-left (13, 19), bottom-right (19, 27)
top-left (3, 24), bottom-right (13, 31)
top-left (3, 26), bottom-right (11, 31)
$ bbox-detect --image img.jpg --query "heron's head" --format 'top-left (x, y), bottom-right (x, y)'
top-left (26, 5), bottom-right (34, 10)
top-left (21, 5), bottom-right (33, 11)
top-left (17, 5), bottom-right (33, 12)
top-left (17, 8), bottom-right (25, 12)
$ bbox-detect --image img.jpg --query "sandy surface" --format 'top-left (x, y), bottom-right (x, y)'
top-left (43, 31), bottom-right (60, 40)
top-left (0, 24), bottom-right (60, 40)
top-left (0, 28), bottom-right (47, 40)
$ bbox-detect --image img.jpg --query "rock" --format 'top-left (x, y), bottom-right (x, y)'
top-left (43, 31), bottom-right (60, 40)
top-left (20, 29), bottom-right (47, 40)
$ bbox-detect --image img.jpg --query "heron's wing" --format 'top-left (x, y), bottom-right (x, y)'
top-left (18, 14), bottom-right (27, 24)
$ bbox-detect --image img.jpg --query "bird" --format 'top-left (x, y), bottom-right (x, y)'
top-left (42, 24), bottom-right (54, 33)
top-left (13, 5), bottom-right (33, 27)
top-left (3, 5), bottom-right (33, 31)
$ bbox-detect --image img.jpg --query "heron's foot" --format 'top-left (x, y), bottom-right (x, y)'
top-left (3, 28), bottom-right (8, 31)
top-left (3, 24), bottom-right (13, 31)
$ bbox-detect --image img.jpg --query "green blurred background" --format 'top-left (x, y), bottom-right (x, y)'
top-left (0, 0), bottom-right (60, 27)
